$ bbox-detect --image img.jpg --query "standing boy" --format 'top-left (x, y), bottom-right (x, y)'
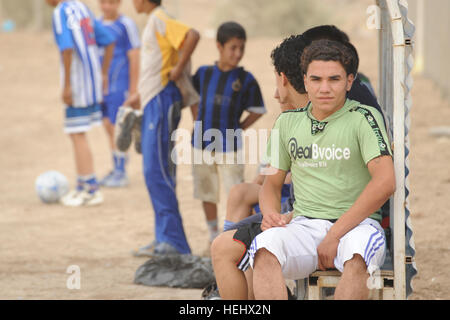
top-left (191, 22), bottom-right (266, 243)
top-left (97, 0), bottom-right (140, 187)
top-left (46, 0), bottom-right (115, 206)
top-left (131, 0), bottom-right (200, 256)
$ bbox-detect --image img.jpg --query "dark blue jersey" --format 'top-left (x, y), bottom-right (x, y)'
top-left (349, 75), bottom-right (382, 115)
top-left (192, 65), bottom-right (266, 152)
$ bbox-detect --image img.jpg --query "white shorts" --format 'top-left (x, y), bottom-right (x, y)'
top-left (248, 216), bottom-right (386, 279)
top-left (64, 104), bottom-right (102, 134)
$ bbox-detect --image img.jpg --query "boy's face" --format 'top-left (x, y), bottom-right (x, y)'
top-left (274, 71), bottom-right (290, 109)
top-left (217, 37), bottom-right (245, 69)
top-left (275, 88), bottom-right (292, 112)
top-left (132, 0), bottom-right (145, 13)
top-left (45, 0), bottom-right (60, 7)
top-left (304, 60), bottom-right (354, 116)
top-left (99, 0), bottom-right (120, 18)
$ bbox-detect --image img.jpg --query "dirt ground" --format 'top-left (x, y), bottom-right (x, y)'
top-left (0, 0), bottom-right (448, 300)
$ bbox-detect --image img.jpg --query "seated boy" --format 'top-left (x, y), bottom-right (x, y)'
top-left (251, 40), bottom-right (395, 300)
top-left (209, 25), bottom-right (388, 300)
top-left (211, 34), bottom-right (310, 300)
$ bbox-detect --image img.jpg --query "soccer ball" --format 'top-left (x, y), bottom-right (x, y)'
top-left (35, 171), bottom-right (70, 203)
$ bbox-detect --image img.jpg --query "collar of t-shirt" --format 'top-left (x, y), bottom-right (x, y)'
top-left (306, 99), bottom-right (356, 135)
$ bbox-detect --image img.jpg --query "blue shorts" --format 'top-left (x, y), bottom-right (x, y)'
top-left (64, 104), bottom-right (102, 134)
top-left (101, 90), bottom-right (127, 124)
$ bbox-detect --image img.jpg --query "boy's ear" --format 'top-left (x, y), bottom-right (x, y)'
top-left (346, 73), bottom-right (355, 92)
top-left (280, 72), bottom-right (289, 86)
top-left (216, 41), bottom-right (224, 51)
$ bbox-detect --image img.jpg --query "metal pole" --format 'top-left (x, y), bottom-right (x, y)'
top-left (386, 0), bottom-right (406, 300)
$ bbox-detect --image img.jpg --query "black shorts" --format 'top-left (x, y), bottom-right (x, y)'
top-left (232, 221), bottom-right (263, 271)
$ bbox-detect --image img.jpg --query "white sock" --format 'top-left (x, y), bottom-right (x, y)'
top-left (207, 219), bottom-right (219, 242)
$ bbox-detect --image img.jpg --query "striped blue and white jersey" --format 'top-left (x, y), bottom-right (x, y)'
top-left (51, 0), bottom-right (114, 107)
top-left (192, 65), bottom-right (266, 152)
top-left (98, 15), bottom-right (140, 94)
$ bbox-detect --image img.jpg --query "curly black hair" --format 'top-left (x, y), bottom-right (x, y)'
top-left (271, 34), bottom-right (308, 94)
top-left (302, 25), bottom-right (350, 43)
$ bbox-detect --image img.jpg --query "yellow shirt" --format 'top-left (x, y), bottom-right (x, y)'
top-left (139, 7), bottom-right (191, 107)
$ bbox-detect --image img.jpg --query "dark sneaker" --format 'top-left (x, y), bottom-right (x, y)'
top-left (115, 106), bottom-right (137, 152)
top-left (201, 281), bottom-right (221, 300)
top-left (153, 242), bottom-right (179, 256)
top-left (132, 112), bottom-right (143, 154)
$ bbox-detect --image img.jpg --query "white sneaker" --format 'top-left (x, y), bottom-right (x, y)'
top-left (83, 189), bottom-right (104, 206)
top-left (60, 189), bottom-right (103, 207)
top-left (60, 189), bottom-right (84, 207)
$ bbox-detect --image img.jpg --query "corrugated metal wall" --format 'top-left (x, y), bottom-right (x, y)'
top-left (408, 0), bottom-right (450, 97)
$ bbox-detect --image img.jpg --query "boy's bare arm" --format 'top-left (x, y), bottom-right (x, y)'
top-left (101, 42), bottom-right (115, 95)
top-left (190, 104), bottom-right (198, 121)
top-left (284, 172), bottom-right (292, 184)
top-left (62, 49), bottom-right (73, 105)
top-left (124, 48), bottom-right (140, 109)
top-left (240, 112), bottom-right (263, 130)
top-left (317, 155), bottom-right (396, 270)
top-left (252, 164), bottom-right (291, 185)
top-left (252, 172), bottom-right (265, 185)
top-left (259, 167), bottom-right (289, 231)
top-left (169, 29), bottom-right (200, 82)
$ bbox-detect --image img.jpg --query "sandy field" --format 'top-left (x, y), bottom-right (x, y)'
top-left (0, 0), bottom-right (448, 300)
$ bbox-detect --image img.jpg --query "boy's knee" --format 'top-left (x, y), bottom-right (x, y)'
top-left (211, 231), bottom-right (243, 264)
top-left (228, 183), bottom-right (246, 201)
top-left (254, 248), bottom-right (279, 270)
top-left (343, 254), bottom-right (367, 275)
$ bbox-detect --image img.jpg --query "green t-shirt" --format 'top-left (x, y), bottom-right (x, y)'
top-left (267, 99), bottom-right (391, 222)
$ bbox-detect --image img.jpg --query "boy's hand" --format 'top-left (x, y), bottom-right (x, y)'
top-left (169, 64), bottom-right (183, 82)
top-left (124, 92), bottom-right (140, 110)
top-left (317, 234), bottom-right (339, 270)
top-left (282, 212), bottom-right (293, 225)
top-left (240, 112), bottom-right (263, 130)
top-left (62, 86), bottom-right (73, 105)
top-left (261, 211), bottom-right (286, 231)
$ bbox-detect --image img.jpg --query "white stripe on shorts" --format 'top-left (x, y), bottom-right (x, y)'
top-left (237, 252), bottom-right (250, 272)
